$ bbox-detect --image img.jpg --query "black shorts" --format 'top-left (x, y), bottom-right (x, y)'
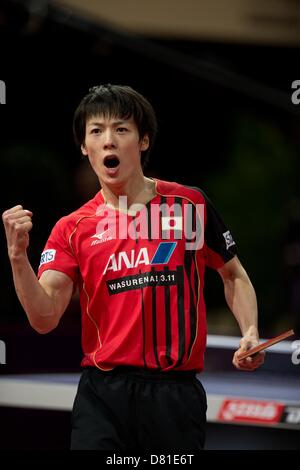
top-left (71, 366), bottom-right (207, 451)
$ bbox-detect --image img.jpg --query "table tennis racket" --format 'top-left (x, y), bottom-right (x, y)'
top-left (238, 329), bottom-right (294, 360)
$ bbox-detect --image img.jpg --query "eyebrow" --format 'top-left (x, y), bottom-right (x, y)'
top-left (87, 120), bottom-right (131, 128)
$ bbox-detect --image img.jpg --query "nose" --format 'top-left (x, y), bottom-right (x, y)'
top-left (103, 129), bottom-right (117, 150)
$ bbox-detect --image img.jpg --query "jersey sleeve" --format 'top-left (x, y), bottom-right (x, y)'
top-left (37, 218), bottom-right (79, 283)
top-left (203, 194), bottom-right (237, 270)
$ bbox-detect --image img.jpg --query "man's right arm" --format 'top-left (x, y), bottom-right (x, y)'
top-left (2, 205), bottom-right (73, 334)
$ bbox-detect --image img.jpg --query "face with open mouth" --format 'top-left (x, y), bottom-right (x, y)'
top-left (81, 116), bottom-right (149, 186)
top-left (103, 154), bottom-right (120, 176)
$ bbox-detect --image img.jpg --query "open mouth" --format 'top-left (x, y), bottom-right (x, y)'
top-left (104, 155), bottom-right (120, 168)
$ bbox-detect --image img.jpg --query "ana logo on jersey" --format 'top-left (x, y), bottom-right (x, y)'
top-left (103, 242), bottom-right (177, 275)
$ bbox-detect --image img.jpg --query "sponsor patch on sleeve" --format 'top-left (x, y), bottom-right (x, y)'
top-left (223, 230), bottom-right (235, 250)
top-left (39, 249), bottom-right (56, 267)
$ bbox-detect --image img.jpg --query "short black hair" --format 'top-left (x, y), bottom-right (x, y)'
top-left (73, 84), bottom-right (157, 167)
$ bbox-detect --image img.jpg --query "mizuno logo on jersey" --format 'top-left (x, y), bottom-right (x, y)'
top-left (91, 229), bottom-right (110, 240)
top-left (90, 228), bottom-right (112, 246)
top-left (103, 242), bottom-right (177, 275)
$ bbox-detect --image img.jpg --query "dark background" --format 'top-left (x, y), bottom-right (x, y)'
top-left (1, 0), bottom-right (300, 375)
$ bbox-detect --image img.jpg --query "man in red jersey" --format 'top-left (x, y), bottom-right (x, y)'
top-left (2, 84), bottom-right (264, 450)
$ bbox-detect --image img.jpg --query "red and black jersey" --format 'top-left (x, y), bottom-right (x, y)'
top-left (38, 179), bottom-right (237, 372)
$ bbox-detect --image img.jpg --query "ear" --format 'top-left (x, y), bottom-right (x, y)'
top-left (81, 143), bottom-right (88, 156)
top-left (140, 134), bottom-right (149, 152)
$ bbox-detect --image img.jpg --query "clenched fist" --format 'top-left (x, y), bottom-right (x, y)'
top-left (2, 205), bottom-right (33, 259)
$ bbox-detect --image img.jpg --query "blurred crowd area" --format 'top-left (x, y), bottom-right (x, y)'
top-left (0, 0), bottom-right (300, 373)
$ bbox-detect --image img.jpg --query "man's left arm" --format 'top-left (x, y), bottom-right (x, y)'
top-left (218, 255), bottom-right (265, 371)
